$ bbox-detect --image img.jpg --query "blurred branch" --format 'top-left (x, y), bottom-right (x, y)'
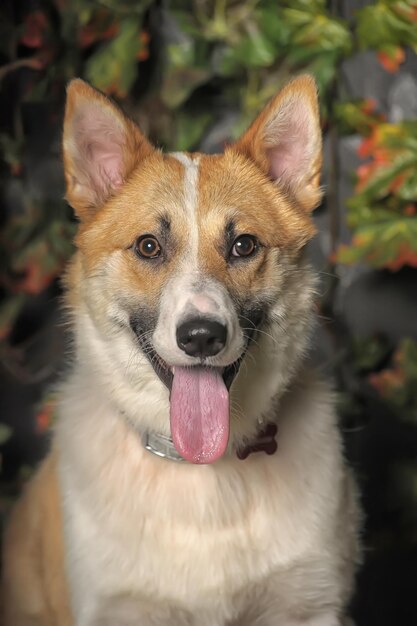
top-left (0, 58), bottom-right (44, 82)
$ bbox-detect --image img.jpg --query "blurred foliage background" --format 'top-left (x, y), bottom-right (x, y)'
top-left (1, 1), bottom-right (417, 624)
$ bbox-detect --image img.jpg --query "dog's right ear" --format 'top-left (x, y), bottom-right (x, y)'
top-left (63, 79), bottom-right (154, 220)
top-left (232, 75), bottom-right (322, 213)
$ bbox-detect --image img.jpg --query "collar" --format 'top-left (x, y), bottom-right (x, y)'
top-left (139, 422), bottom-right (278, 463)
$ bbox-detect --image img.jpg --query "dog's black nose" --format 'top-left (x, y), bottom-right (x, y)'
top-left (176, 319), bottom-right (227, 358)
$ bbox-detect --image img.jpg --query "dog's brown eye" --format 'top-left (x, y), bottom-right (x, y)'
top-left (135, 235), bottom-right (161, 259)
top-left (231, 235), bottom-right (257, 259)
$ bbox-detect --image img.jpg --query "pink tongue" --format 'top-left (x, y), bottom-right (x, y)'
top-left (170, 367), bottom-right (229, 464)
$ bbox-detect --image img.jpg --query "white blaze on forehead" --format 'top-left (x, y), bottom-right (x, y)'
top-left (170, 152), bottom-right (200, 265)
top-left (153, 153), bottom-right (245, 365)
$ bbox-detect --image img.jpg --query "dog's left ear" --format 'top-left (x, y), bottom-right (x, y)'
top-left (232, 75), bottom-right (322, 212)
top-left (63, 79), bottom-right (154, 220)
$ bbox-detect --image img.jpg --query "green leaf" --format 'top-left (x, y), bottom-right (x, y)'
top-left (0, 424), bottom-right (11, 445)
top-left (352, 336), bottom-right (392, 372)
top-left (334, 101), bottom-right (382, 136)
top-left (337, 214), bottom-right (417, 270)
top-left (357, 5), bottom-right (399, 48)
top-left (174, 111), bottom-right (212, 151)
top-left (283, 9), bottom-right (352, 56)
top-left (257, 4), bottom-right (291, 49)
top-left (232, 28), bottom-right (276, 68)
top-left (306, 52), bottom-right (338, 93)
top-left (397, 169), bottom-right (417, 200)
top-left (0, 295), bottom-right (26, 341)
top-left (85, 18), bottom-right (142, 97)
top-left (356, 2), bottom-right (417, 50)
top-left (285, 0), bottom-right (327, 12)
top-left (211, 16), bottom-right (279, 75)
top-left (352, 154), bottom-right (417, 205)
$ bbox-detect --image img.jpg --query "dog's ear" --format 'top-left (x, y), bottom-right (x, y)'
top-left (63, 79), bottom-right (154, 220)
top-left (232, 75), bottom-right (322, 212)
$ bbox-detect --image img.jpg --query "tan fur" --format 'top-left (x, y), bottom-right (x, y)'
top-left (2, 76), bottom-right (360, 626)
top-left (73, 152), bottom-right (187, 310)
top-left (196, 152), bottom-right (316, 295)
top-left (2, 454), bottom-right (72, 625)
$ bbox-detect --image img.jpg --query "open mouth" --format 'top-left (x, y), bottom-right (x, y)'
top-left (136, 335), bottom-right (246, 393)
top-left (134, 321), bottom-right (261, 465)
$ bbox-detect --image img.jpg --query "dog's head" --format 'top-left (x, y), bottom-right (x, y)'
top-left (63, 76), bottom-right (322, 464)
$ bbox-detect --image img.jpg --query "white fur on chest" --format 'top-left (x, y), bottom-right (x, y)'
top-left (56, 371), bottom-right (346, 623)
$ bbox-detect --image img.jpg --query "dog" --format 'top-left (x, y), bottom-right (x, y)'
top-left (2, 75), bottom-right (360, 626)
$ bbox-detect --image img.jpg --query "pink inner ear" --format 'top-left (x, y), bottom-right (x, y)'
top-left (267, 141), bottom-right (300, 182)
top-left (265, 101), bottom-right (315, 187)
top-left (73, 104), bottom-right (125, 196)
top-left (87, 140), bottom-right (124, 192)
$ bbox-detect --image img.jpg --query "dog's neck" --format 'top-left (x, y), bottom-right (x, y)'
top-left (122, 410), bottom-right (278, 463)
